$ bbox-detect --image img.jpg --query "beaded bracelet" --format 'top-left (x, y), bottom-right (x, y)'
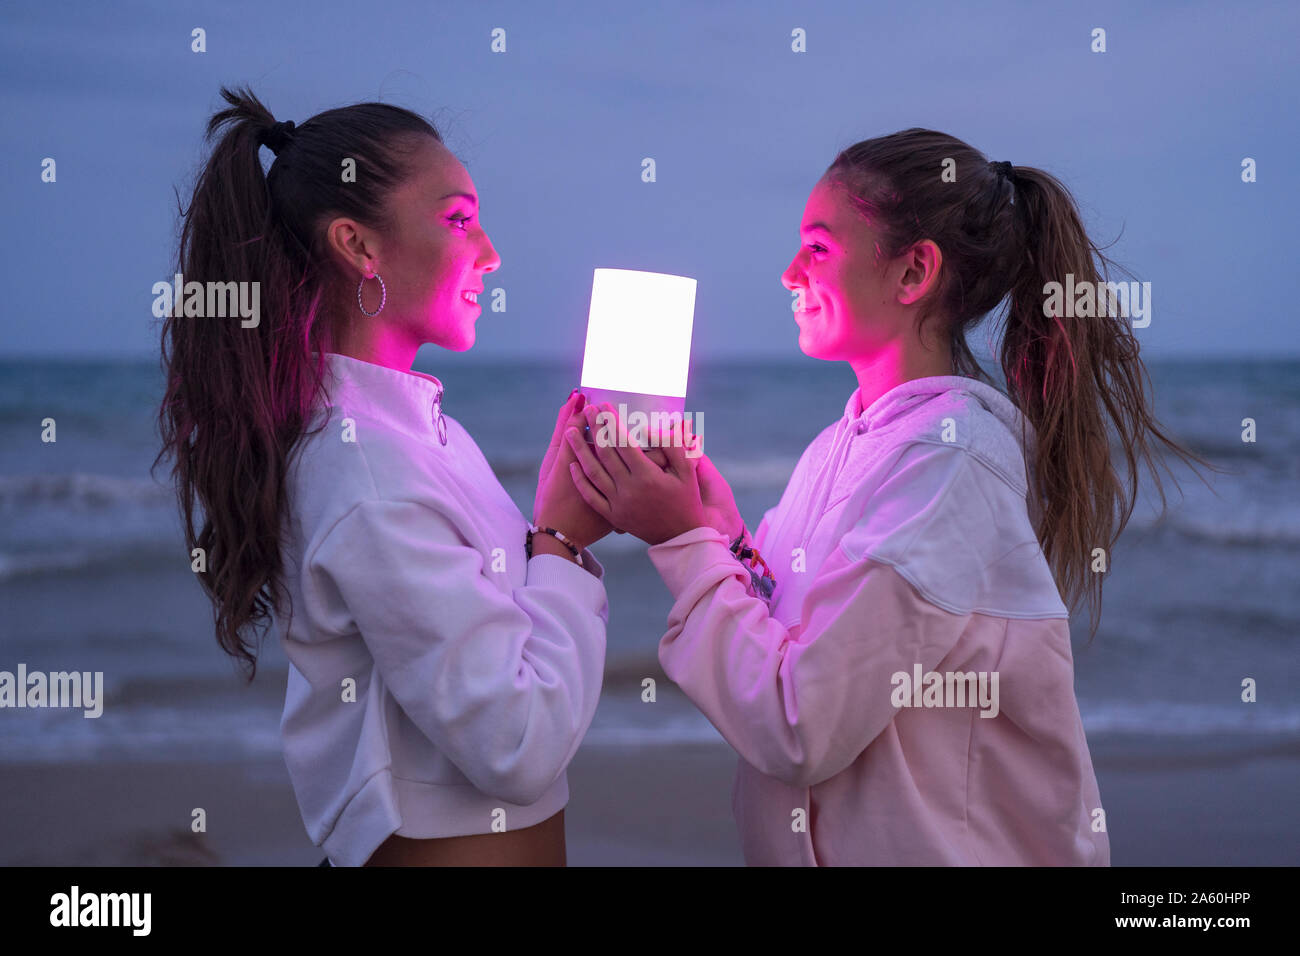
top-left (526, 523), bottom-right (584, 567)
top-left (729, 527), bottom-right (776, 599)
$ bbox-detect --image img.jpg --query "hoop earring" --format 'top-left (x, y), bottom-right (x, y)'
top-left (357, 272), bottom-right (386, 317)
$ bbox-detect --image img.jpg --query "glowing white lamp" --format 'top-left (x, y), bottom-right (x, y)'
top-left (579, 268), bottom-right (697, 419)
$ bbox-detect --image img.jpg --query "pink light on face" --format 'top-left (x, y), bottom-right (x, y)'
top-left (580, 269), bottom-right (697, 399)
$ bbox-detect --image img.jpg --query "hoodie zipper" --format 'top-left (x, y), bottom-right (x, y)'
top-left (431, 381), bottom-right (448, 446)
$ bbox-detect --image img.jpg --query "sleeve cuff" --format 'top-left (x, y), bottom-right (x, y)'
top-left (525, 549), bottom-right (606, 605)
top-left (645, 525), bottom-right (744, 601)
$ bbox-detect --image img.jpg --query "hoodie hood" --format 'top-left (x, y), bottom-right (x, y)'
top-left (795, 375), bottom-right (1038, 553)
top-left (855, 375), bottom-right (1037, 490)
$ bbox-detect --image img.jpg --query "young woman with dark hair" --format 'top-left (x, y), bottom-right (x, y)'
top-left (156, 86), bottom-right (611, 866)
top-left (567, 128), bottom-right (1217, 865)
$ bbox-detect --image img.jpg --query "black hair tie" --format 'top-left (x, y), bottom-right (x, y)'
top-left (259, 119), bottom-right (296, 156)
top-left (989, 160), bottom-right (1014, 180)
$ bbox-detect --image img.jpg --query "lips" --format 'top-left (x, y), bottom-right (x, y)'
top-left (794, 290), bottom-right (818, 315)
top-left (461, 289), bottom-right (481, 304)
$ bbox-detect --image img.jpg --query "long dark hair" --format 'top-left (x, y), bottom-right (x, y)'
top-left (153, 85), bottom-right (442, 680)
top-left (824, 128), bottom-right (1220, 639)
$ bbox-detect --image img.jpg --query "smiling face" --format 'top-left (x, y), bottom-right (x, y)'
top-left (378, 137), bottom-right (500, 352)
top-left (780, 176), bottom-right (906, 363)
top-left (326, 135), bottom-right (501, 365)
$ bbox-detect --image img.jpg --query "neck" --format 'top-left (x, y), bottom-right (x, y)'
top-left (849, 340), bottom-right (954, 414)
top-left (332, 317), bottom-right (419, 372)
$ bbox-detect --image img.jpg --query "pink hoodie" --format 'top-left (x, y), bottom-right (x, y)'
top-left (645, 375), bottom-right (1109, 865)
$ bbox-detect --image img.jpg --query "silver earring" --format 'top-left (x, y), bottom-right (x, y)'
top-left (357, 271), bottom-right (386, 316)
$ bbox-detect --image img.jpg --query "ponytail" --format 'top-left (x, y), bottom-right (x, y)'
top-left (999, 165), bottom-right (1219, 639)
top-left (154, 85), bottom-right (443, 680)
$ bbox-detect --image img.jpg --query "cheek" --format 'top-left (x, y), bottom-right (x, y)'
top-left (420, 246), bottom-right (461, 299)
top-left (415, 227), bottom-right (454, 271)
top-left (816, 264), bottom-right (850, 307)
top-left (814, 257), bottom-right (847, 287)
top-left (840, 262), bottom-right (881, 311)
top-left (437, 239), bottom-right (478, 284)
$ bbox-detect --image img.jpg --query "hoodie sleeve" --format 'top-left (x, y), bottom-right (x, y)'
top-left (646, 442), bottom-right (976, 788)
top-left (304, 498), bottom-right (608, 807)
top-left (752, 509), bottom-right (774, 552)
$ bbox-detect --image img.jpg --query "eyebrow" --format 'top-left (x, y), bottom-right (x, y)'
top-left (439, 192), bottom-right (479, 206)
top-left (801, 222), bottom-right (834, 236)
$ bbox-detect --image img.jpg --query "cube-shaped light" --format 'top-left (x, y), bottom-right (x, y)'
top-left (579, 268), bottom-right (697, 416)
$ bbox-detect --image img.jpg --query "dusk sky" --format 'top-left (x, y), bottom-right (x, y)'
top-left (2, 0), bottom-right (1296, 360)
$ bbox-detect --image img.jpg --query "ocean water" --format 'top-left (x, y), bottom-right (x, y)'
top-left (0, 356), bottom-right (1297, 763)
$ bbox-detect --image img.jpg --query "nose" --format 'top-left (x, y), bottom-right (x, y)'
top-left (478, 232), bottom-right (501, 274)
top-left (780, 254), bottom-right (804, 292)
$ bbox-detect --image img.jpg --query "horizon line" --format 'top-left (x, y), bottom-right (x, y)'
top-left (1, 351), bottom-right (1298, 364)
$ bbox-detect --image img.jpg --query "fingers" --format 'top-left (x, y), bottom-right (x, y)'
top-left (556, 390), bottom-right (585, 431)
top-left (592, 401), bottom-right (674, 478)
top-left (565, 426), bottom-right (618, 500)
top-left (561, 407), bottom-right (589, 435)
top-left (541, 391), bottom-right (587, 476)
top-left (548, 391), bottom-right (586, 449)
top-left (682, 418), bottom-right (702, 458)
top-left (582, 404), bottom-right (635, 475)
top-left (568, 462), bottom-right (612, 520)
top-left (659, 436), bottom-right (690, 478)
top-left (656, 418), bottom-right (700, 479)
top-left (643, 445), bottom-right (670, 469)
top-left (693, 449), bottom-right (717, 481)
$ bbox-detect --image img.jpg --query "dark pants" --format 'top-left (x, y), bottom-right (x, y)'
top-left (317, 857), bottom-right (331, 867)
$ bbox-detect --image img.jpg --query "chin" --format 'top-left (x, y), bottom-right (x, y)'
top-left (436, 328), bottom-right (476, 352)
top-left (797, 331), bottom-right (834, 362)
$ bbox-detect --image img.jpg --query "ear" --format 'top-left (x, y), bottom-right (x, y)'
top-left (325, 216), bottom-right (377, 276)
top-left (896, 239), bottom-right (942, 306)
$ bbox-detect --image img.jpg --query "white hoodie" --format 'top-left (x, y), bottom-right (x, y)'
top-left (275, 352), bottom-right (608, 867)
top-left (645, 375), bottom-right (1109, 865)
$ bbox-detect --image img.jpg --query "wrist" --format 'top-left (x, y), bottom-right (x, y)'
top-left (657, 512), bottom-right (715, 546)
top-left (533, 515), bottom-right (588, 552)
top-left (728, 531), bottom-right (776, 599)
top-left (722, 518), bottom-right (747, 546)
top-left (530, 532), bottom-right (580, 563)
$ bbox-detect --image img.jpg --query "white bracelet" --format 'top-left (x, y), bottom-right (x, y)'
top-left (527, 523), bottom-right (584, 567)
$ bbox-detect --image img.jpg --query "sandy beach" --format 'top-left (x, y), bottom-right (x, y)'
top-left (4, 736), bottom-right (1298, 866)
top-left (0, 742), bottom-right (743, 867)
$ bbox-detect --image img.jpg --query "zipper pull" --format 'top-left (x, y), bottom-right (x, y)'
top-left (431, 384), bottom-right (448, 446)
